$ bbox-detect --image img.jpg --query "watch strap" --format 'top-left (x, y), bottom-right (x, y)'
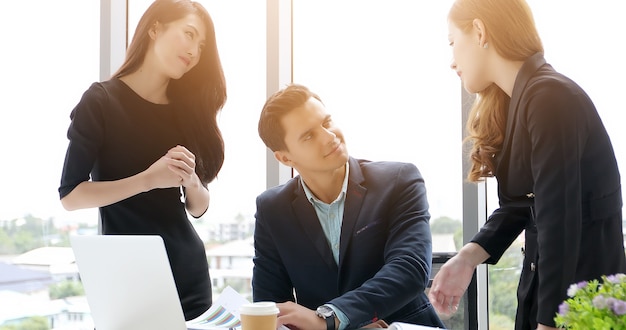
top-left (324, 313), bottom-right (334, 330)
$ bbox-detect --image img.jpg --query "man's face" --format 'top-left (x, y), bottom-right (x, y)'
top-left (274, 97), bottom-right (349, 176)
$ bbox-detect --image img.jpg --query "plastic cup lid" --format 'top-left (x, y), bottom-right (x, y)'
top-left (239, 301), bottom-right (279, 315)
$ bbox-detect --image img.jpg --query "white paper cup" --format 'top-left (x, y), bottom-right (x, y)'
top-left (239, 302), bottom-right (279, 330)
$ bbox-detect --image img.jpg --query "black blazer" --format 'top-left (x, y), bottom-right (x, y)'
top-left (252, 157), bottom-right (444, 329)
top-left (472, 53), bottom-right (625, 329)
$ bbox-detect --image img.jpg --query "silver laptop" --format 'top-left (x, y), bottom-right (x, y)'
top-left (70, 234), bottom-right (188, 330)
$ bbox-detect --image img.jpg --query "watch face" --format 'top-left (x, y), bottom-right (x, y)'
top-left (316, 305), bottom-right (334, 318)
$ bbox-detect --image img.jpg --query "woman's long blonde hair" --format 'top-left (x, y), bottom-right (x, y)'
top-left (449, 0), bottom-right (543, 182)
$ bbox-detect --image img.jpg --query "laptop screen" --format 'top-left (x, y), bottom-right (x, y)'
top-left (70, 235), bottom-right (188, 330)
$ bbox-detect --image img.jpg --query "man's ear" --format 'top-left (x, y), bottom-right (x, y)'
top-left (273, 150), bottom-right (292, 167)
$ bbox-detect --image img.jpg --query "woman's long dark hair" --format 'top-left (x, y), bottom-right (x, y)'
top-left (114, 0), bottom-right (227, 185)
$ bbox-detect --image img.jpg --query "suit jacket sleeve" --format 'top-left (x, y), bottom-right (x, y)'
top-left (252, 192), bottom-right (296, 303)
top-left (471, 205), bottom-right (529, 264)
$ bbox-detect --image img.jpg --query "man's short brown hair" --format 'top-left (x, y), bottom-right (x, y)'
top-left (258, 83), bottom-right (323, 152)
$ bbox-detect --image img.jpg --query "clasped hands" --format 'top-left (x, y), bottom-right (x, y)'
top-left (144, 145), bottom-right (200, 190)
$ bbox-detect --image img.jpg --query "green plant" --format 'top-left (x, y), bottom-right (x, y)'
top-left (49, 280), bottom-right (84, 299)
top-left (554, 274), bottom-right (626, 329)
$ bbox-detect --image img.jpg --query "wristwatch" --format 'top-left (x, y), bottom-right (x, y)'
top-left (315, 305), bottom-right (336, 330)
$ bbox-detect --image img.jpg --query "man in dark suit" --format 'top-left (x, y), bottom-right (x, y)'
top-left (252, 83), bottom-right (445, 330)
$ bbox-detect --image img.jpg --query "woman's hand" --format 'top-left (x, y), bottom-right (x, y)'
top-left (143, 155), bottom-right (185, 190)
top-left (428, 255), bottom-right (473, 316)
top-left (165, 145), bottom-right (201, 189)
top-left (428, 243), bottom-right (489, 317)
top-left (143, 145), bottom-right (199, 190)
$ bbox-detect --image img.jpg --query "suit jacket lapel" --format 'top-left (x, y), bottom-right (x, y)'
top-left (339, 157), bottom-right (366, 267)
top-left (292, 178), bottom-right (337, 271)
top-left (497, 53), bottom-right (546, 172)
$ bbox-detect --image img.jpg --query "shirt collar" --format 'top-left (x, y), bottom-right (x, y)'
top-left (301, 162), bottom-right (350, 204)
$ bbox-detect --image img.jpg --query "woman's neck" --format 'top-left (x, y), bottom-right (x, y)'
top-left (119, 69), bottom-right (170, 104)
top-left (491, 57), bottom-right (525, 97)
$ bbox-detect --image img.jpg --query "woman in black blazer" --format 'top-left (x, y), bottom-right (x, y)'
top-left (428, 0), bottom-right (626, 329)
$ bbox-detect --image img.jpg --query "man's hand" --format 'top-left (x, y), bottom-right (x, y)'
top-left (362, 319), bottom-right (389, 328)
top-left (276, 302), bottom-right (327, 330)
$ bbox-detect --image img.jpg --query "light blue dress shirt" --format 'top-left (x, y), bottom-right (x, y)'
top-left (301, 162), bottom-right (350, 330)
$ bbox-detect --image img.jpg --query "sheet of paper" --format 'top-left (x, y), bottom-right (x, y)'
top-left (388, 322), bottom-right (443, 330)
top-left (185, 286), bottom-right (288, 330)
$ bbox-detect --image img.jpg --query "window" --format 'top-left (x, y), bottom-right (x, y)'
top-left (292, 1), bottom-right (463, 327)
top-left (0, 3), bottom-right (100, 328)
top-left (292, 0), bottom-right (462, 253)
top-left (0, 2), bottom-right (101, 227)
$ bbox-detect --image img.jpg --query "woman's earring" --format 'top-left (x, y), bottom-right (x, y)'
top-left (149, 22), bottom-right (158, 39)
top-left (483, 43), bottom-right (489, 49)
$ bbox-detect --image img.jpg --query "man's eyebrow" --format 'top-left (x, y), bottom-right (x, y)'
top-left (297, 115), bottom-right (331, 140)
